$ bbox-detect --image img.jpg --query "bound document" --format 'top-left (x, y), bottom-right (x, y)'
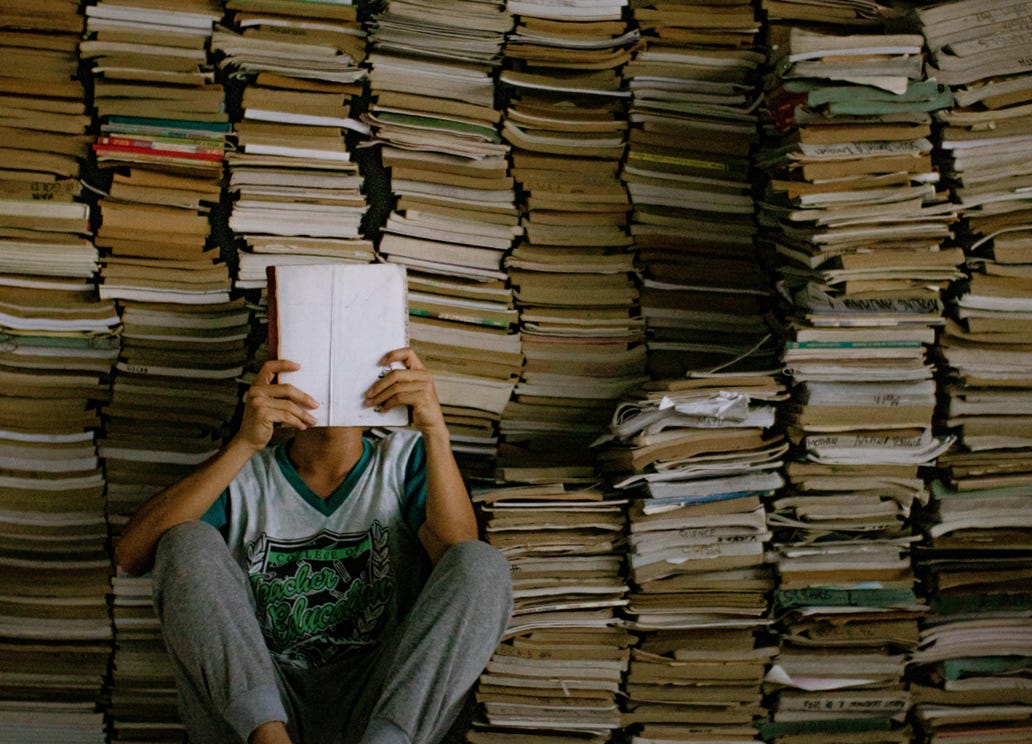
top-left (267, 263), bottom-right (410, 427)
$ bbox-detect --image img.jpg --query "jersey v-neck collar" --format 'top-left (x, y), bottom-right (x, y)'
top-left (274, 437), bottom-right (373, 516)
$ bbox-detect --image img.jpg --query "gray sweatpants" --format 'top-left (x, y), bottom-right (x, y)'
top-left (152, 521), bottom-right (512, 744)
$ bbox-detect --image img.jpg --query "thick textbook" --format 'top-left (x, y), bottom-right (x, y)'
top-left (267, 263), bottom-right (409, 427)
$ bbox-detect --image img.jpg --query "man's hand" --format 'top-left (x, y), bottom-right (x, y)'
top-left (365, 347), bottom-right (477, 562)
top-left (236, 359), bottom-right (320, 452)
top-left (364, 348), bottom-right (446, 435)
top-left (117, 358), bottom-right (319, 576)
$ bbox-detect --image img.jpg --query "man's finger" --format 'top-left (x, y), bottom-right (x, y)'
top-left (255, 358), bottom-right (301, 385)
top-left (247, 381), bottom-right (319, 410)
top-left (254, 397), bottom-right (319, 427)
top-left (379, 347), bottom-right (425, 371)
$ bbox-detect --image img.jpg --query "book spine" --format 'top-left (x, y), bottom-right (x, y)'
top-left (642, 489), bottom-right (770, 507)
top-left (804, 433), bottom-right (930, 449)
top-left (408, 308), bottom-right (511, 329)
top-left (96, 135), bottom-right (224, 152)
top-left (786, 340), bottom-right (925, 349)
top-left (774, 587), bottom-right (918, 611)
top-left (774, 695), bottom-right (909, 714)
top-left (758, 717), bottom-right (893, 740)
top-left (106, 115), bottom-right (232, 132)
top-left (266, 266), bottom-right (280, 363)
top-left (93, 143), bottom-right (224, 162)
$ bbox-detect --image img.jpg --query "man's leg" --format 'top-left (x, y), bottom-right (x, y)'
top-left (354, 539), bottom-right (513, 744)
top-left (151, 520), bottom-right (296, 744)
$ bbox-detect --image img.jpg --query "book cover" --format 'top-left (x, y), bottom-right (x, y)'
top-left (267, 263), bottom-right (409, 427)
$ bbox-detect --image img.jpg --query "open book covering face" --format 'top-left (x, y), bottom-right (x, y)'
top-left (269, 263), bottom-right (409, 428)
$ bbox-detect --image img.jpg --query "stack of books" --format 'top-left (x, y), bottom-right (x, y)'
top-left (213, 0), bottom-right (373, 384)
top-left (939, 214), bottom-right (1032, 455)
top-left (756, 17), bottom-right (960, 744)
top-left (94, 196), bottom-right (240, 744)
top-left (468, 480), bottom-right (632, 742)
top-left (84, 0), bottom-right (232, 308)
top-left (622, 0), bottom-right (775, 378)
top-left (914, 0), bottom-right (1032, 93)
top-left (0, 4), bottom-right (91, 184)
top-left (85, 0), bottom-right (240, 509)
top-left (0, 3), bottom-right (114, 741)
top-left (758, 24), bottom-right (959, 293)
top-left (908, 475), bottom-right (1032, 744)
top-left (213, 0), bottom-right (373, 298)
top-left (478, 427), bottom-right (611, 739)
top-left (106, 571), bottom-right (183, 744)
top-left (496, 0), bottom-right (647, 469)
top-left (758, 25), bottom-right (960, 305)
top-left (595, 374), bottom-right (786, 742)
top-left (760, 0), bottom-right (898, 28)
top-left (763, 542), bottom-right (925, 743)
top-left (84, 0), bottom-right (229, 308)
top-left (911, 0), bottom-right (1032, 499)
top-left (364, 0), bottom-right (521, 475)
top-left (80, 2), bottom-right (240, 741)
top-left (902, 2), bottom-right (1032, 739)
top-left (100, 300), bottom-right (248, 492)
top-left (95, 213), bottom-right (242, 741)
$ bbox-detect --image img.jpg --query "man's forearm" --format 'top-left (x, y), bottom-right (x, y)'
top-left (420, 426), bottom-right (478, 561)
top-left (115, 437), bottom-right (258, 575)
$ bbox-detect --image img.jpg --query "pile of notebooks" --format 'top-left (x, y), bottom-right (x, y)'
top-left (497, 0), bottom-right (647, 473)
top-left (365, 0), bottom-right (521, 476)
top-left (214, 0), bottom-right (373, 293)
top-left (81, 1), bottom-right (241, 740)
top-left (760, 0), bottom-right (899, 28)
top-left (904, 1), bottom-right (1032, 740)
top-left (908, 472), bottom-right (1032, 744)
top-left (213, 0), bottom-right (374, 379)
top-left (469, 479), bottom-right (631, 742)
top-left (596, 373), bottom-right (786, 742)
top-left (623, 0), bottom-right (775, 379)
top-left (913, 0), bottom-right (1032, 461)
top-left (0, 2), bottom-right (113, 741)
top-left (915, 0), bottom-right (1032, 511)
top-left (83, 0), bottom-right (229, 316)
top-left (756, 16), bottom-right (958, 744)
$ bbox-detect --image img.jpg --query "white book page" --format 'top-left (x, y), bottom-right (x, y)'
top-left (329, 264), bottom-right (408, 427)
top-left (275, 267), bottom-right (333, 424)
top-left (274, 263), bottom-right (409, 427)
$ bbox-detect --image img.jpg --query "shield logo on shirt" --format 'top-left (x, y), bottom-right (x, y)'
top-left (246, 521), bottom-right (393, 668)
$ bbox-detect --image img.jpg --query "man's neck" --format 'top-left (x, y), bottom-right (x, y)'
top-left (286, 427), bottom-right (365, 498)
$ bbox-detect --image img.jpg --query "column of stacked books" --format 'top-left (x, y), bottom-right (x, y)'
top-left (908, 477), bottom-right (1032, 744)
top-left (466, 479), bottom-right (632, 744)
top-left (80, 1), bottom-right (242, 740)
top-left (363, 0), bottom-right (522, 479)
top-left (495, 0), bottom-right (648, 475)
top-left (461, 9), bottom-right (640, 701)
top-left (902, 1), bottom-right (1032, 740)
top-left (622, 0), bottom-right (778, 380)
top-left (0, 3), bottom-right (117, 740)
top-left (595, 375), bottom-right (786, 744)
top-left (212, 0), bottom-right (373, 380)
top-left (755, 13), bottom-right (962, 744)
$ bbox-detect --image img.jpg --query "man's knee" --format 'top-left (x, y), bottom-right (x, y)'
top-left (154, 519), bottom-right (222, 570)
top-left (152, 520), bottom-right (229, 607)
top-left (441, 540), bottom-right (513, 618)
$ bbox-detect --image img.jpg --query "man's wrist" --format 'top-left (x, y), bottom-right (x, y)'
top-left (226, 433), bottom-right (265, 461)
top-left (416, 423), bottom-right (451, 446)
